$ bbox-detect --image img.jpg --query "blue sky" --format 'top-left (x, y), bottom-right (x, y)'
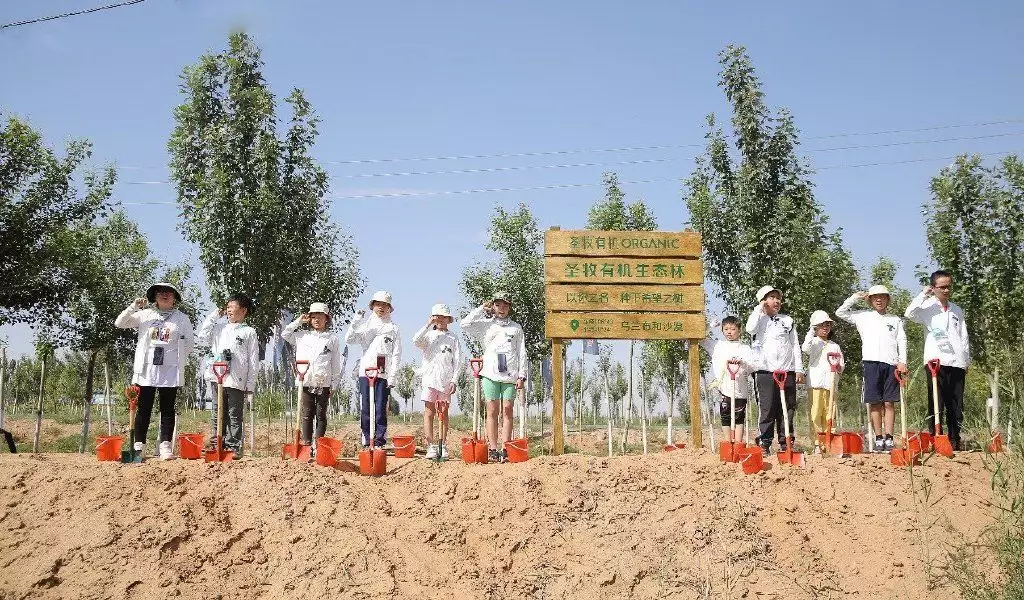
top-left (2, 1), bottom-right (1023, 385)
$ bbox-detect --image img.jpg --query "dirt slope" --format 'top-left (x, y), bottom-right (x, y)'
top-left (0, 449), bottom-right (994, 599)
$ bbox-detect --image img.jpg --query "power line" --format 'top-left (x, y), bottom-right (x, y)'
top-left (117, 150), bottom-right (1019, 204)
top-left (118, 130), bottom-right (1024, 185)
top-left (1, 0), bottom-right (146, 29)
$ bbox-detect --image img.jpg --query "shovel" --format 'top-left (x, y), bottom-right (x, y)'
top-left (926, 358), bottom-right (955, 458)
top-left (358, 367), bottom-right (386, 476)
top-left (282, 360), bottom-right (312, 460)
top-left (890, 368), bottom-right (920, 467)
top-left (462, 358), bottom-right (488, 463)
top-left (773, 370), bottom-right (804, 467)
top-left (121, 385), bottom-right (142, 463)
top-left (204, 361), bottom-right (234, 462)
top-left (719, 359), bottom-right (743, 463)
top-left (822, 353), bottom-right (863, 456)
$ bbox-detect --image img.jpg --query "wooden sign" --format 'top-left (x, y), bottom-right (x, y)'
top-left (544, 312), bottom-right (706, 340)
top-left (545, 230), bottom-right (701, 258)
top-left (544, 257), bottom-right (703, 284)
top-left (545, 284), bottom-right (704, 312)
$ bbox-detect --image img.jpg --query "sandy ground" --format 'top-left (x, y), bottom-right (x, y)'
top-left (0, 437), bottom-right (998, 600)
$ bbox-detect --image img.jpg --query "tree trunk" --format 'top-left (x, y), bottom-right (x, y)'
top-left (0, 347), bottom-right (6, 431)
top-left (33, 359), bottom-right (46, 453)
top-left (986, 368), bottom-right (1000, 431)
top-left (79, 350), bottom-right (98, 453)
top-left (104, 358), bottom-right (113, 435)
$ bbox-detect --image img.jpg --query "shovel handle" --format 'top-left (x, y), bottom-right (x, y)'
top-left (772, 369), bottom-right (788, 391)
top-left (726, 359), bottom-right (742, 379)
top-left (469, 358), bottom-right (483, 378)
top-left (894, 367), bottom-right (907, 386)
top-left (212, 361), bottom-right (229, 384)
top-left (364, 367), bottom-right (378, 384)
top-left (827, 352), bottom-right (841, 371)
top-left (926, 358), bottom-right (941, 377)
top-left (294, 359), bottom-right (310, 379)
top-left (124, 385), bottom-right (140, 411)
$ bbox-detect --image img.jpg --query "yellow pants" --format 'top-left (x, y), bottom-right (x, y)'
top-left (809, 388), bottom-right (831, 443)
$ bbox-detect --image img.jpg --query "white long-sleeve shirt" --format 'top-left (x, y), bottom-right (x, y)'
top-left (282, 318), bottom-right (346, 388)
top-left (699, 338), bottom-right (755, 399)
top-left (835, 294), bottom-right (907, 365)
top-left (745, 307), bottom-right (802, 372)
top-left (344, 312), bottom-right (402, 382)
top-left (459, 306), bottom-right (528, 383)
top-left (802, 333), bottom-right (845, 389)
top-left (413, 324), bottom-right (464, 391)
top-left (904, 292), bottom-right (971, 369)
top-left (195, 310), bottom-right (261, 392)
top-left (115, 304), bottom-right (195, 387)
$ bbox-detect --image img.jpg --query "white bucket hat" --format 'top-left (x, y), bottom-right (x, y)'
top-left (867, 284), bottom-right (891, 297)
top-left (491, 290), bottom-right (512, 303)
top-left (146, 282), bottom-right (182, 303)
top-left (810, 310), bottom-right (833, 327)
top-left (430, 303), bottom-right (453, 320)
top-left (308, 302), bottom-right (330, 315)
top-left (755, 285), bottom-right (781, 303)
top-left (369, 290), bottom-right (393, 310)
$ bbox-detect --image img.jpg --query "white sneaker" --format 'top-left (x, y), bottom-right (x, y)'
top-left (425, 445), bottom-right (438, 459)
top-left (158, 441), bottom-right (174, 460)
top-left (133, 441), bottom-right (145, 453)
top-left (440, 445), bottom-right (449, 460)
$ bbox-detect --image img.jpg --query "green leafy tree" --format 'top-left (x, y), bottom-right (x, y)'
top-left (459, 204), bottom-right (548, 362)
top-left (392, 362), bottom-right (417, 421)
top-left (0, 114), bottom-right (115, 328)
top-left (684, 45), bottom-right (857, 327)
top-left (168, 32), bottom-right (361, 344)
top-left (925, 154), bottom-right (1024, 428)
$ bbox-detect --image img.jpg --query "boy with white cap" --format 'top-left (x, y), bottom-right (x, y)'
top-left (460, 291), bottom-right (527, 463)
top-left (836, 285), bottom-right (908, 450)
top-left (115, 282), bottom-right (195, 460)
top-left (802, 310), bottom-right (845, 453)
top-left (746, 285), bottom-right (803, 456)
top-left (345, 291), bottom-right (402, 449)
top-left (413, 303), bottom-right (464, 459)
top-left (904, 270), bottom-right (971, 451)
top-left (282, 302), bottom-right (347, 448)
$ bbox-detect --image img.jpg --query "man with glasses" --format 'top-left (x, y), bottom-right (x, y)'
top-left (905, 270), bottom-right (971, 451)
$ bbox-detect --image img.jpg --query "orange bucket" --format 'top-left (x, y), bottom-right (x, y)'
top-left (461, 437), bottom-right (488, 464)
top-left (908, 431), bottom-right (933, 454)
top-left (392, 435), bottom-right (416, 458)
top-left (96, 435), bottom-right (123, 461)
top-left (316, 437), bottom-right (342, 467)
top-left (178, 433), bottom-right (204, 459)
top-left (739, 447), bottom-right (766, 474)
top-left (358, 448), bottom-right (386, 476)
top-left (504, 438), bottom-right (529, 463)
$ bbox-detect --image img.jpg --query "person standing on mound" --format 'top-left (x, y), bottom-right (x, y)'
top-left (114, 282), bottom-right (195, 460)
top-left (413, 303), bottom-right (463, 460)
top-left (345, 291), bottom-right (402, 449)
top-left (460, 291), bottom-right (527, 463)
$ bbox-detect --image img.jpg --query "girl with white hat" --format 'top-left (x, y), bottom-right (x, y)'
top-left (412, 303), bottom-right (464, 459)
top-left (282, 302), bottom-right (347, 448)
top-left (114, 282), bottom-right (195, 460)
top-left (802, 310), bottom-right (845, 453)
top-left (345, 291), bottom-right (402, 449)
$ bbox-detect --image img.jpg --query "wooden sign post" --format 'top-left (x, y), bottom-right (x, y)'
top-left (545, 228), bottom-right (706, 454)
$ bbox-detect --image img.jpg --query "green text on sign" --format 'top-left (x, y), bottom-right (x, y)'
top-left (544, 312), bottom-right (705, 340)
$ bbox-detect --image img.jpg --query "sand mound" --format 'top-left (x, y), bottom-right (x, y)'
top-left (0, 448), bottom-right (995, 599)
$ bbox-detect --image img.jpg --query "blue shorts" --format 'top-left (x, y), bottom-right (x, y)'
top-left (863, 361), bottom-right (900, 403)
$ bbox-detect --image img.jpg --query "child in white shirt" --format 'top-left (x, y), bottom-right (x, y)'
top-left (802, 310), bottom-right (845, 453)
top-left (345, 291), bottom-right (402, 448)
top-left (700, 316), bottom-right (755, 443)
top-left (412, 304), bottom-right (464, 459)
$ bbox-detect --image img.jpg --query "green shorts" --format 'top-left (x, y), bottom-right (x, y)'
top-left (481, 377), bottom-right (517, 402)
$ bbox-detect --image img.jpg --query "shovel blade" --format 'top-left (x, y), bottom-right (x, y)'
top-left (908, 432), bottom-right (933, 454)
top-left (987, 433), bottom-right (1004, 454)
top-left (890, 448), bottom-right (920, 467)
top-left (739, 448), bottom-right (765, 474)
top-left (934, 434), bottom-right (955, 458)
top-left (719, 441), bottom-right (735, 463)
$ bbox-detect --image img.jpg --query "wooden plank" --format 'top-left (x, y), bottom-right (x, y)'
top-left (689, 342), bottom-right (702, 449)
top-left (544, 256), bottom-right (703, 284)
top-left (552, 338), bottom-right (564, 455)
top-left (544, 312), bottom-right (706, 340)
top-left (546, 284), bottom-right (704, 312)
top-left (545, 230), bottom-right (702, 258)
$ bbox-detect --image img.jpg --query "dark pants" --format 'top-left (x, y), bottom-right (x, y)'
top-left (300, 387), bottom-right (330, 444)
top-left (753, 371), bottom-right (797, 447)
top-left (926, 365), bottom-right (966, 448)
top-left (208, 384), bottom-right (246, 455)
top-left (135, 386), bottom-right (177, 445)
top-left (358, 376), bottom-right (389, 447)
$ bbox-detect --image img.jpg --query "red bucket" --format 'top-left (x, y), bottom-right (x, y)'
top-left (358, 448), bottom-right (386, 476)
top-left (504, 438), bottom-right (529, 463)
top-left (461, 437), bottom-right (488, 464)
top-left (178, 433), bottom-right (204, 460)
top-left (392, 435), bottom-right (416, 458)
top-left (96, 435), bottom-right (123, 461)
top-left (316, 437), bottom-right (342, 467)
